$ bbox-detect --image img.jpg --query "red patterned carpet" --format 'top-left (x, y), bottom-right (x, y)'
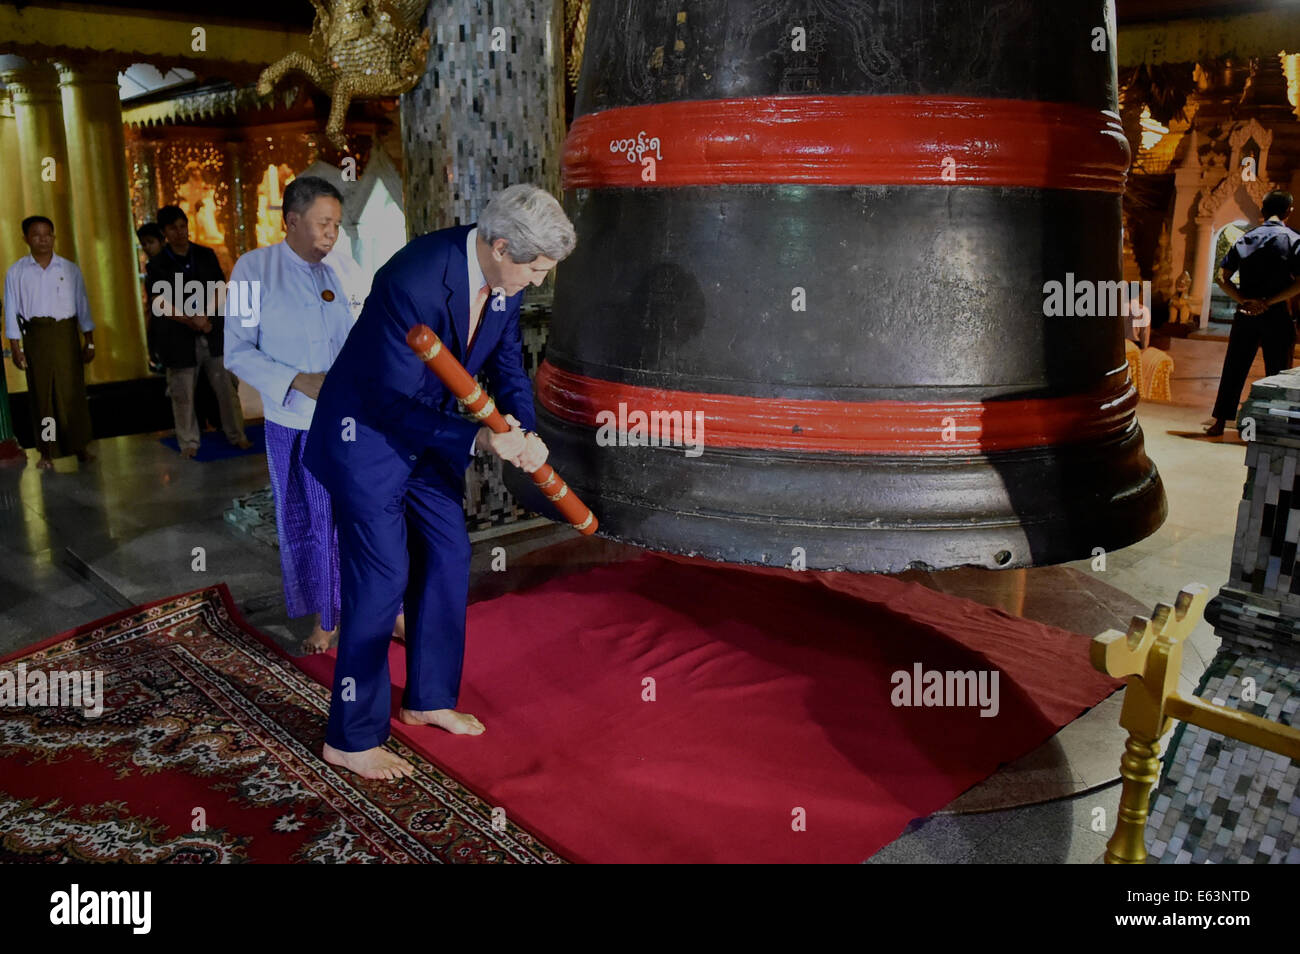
top-left (1, 556), bottom-right (1123, 864)
top-left (0, 587), bottom-right (564, 863)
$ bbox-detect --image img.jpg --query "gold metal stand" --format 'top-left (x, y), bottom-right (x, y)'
top-left (1090, 584), bottom-right (1300, 863)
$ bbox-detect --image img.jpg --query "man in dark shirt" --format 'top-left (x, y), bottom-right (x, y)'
top-left (1206, 190), bottom-right (1300, 436)
top-left (136, 222), bottom-right (166, 374)
top-left (146, 205), bottom-right (250, 457)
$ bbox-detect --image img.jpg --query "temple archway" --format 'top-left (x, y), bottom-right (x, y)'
top-left (1204, 219), bottom-right (1250, 323)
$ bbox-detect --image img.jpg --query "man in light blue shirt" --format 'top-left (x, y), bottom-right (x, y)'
top-left (225, 176), bottom-right (366, 653)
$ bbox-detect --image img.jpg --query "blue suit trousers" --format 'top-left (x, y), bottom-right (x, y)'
top-left (324, 472), bottom-right (471, 752)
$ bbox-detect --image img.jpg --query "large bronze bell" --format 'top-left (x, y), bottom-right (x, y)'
top-left (532, 0), bottom-right (1166, 572)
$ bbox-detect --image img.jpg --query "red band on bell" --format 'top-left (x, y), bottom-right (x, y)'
top-left (562, 95), bottom-right (1130, 193)
top-left (535, 360), bottom-right (1137, 455)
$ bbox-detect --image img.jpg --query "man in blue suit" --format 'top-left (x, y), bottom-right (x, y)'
top-left (304, 185), bottom-right (576, 779)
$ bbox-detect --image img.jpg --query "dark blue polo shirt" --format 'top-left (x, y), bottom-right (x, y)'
top-left (1220, 219), bottom-right (1300, 301)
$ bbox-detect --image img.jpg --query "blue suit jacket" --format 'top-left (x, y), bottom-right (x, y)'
top-left (304, 224), bottom-right (537, 507)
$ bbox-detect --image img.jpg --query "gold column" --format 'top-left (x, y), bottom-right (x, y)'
top-left (56, 60), bottom-right (147, 384)
top-left (0, 91), bottom-right (26, 270)
top-left (0, 58), bottom-right (78, 263)
top-left (0, 89), bottom-right (28, 396)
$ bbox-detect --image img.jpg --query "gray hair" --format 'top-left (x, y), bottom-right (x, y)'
top-left (283, 175), bottom-right (343, 218)
top-left (479, 184), bottom-right (576, 263)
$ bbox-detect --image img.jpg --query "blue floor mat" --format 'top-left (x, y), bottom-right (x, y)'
top-left (160, 422), bottom-right (265, 462)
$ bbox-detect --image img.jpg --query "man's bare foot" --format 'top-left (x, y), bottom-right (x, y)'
top-left (303, 625), bottom-right (337, 653)
top-left (398, 707), bottom-right (485, 735)
top-left (36, 456), bottom-right (54, 470)
top-left (322, 742), bottom-right (414, 780)
top-left (75, 449), bottom-right (95, 463)
top-left (392, 612), bottom-right (406, 641)
top-left (180, 446), bottom-right (197, 459)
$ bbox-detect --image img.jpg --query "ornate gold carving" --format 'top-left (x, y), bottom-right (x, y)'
top-left (257, 0), bottom-right (432, 150)
top-left (565, 0), bottom-right (589, 91)
top-left (1196, 117), bottom-right (1276, 220)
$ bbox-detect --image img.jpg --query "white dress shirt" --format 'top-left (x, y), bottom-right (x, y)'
top-left (466, 228), bottom-right (498, 455)
top-left (468, 227), bottom-right (507, 330)
top-left (224, 241), bottom-right (357, 430)
top-left (467, 227), bottom-right (488, 310)
top-left (324, 244), bottom-right (371, 320)
top-left (3, 254), bottom-right (94, 340)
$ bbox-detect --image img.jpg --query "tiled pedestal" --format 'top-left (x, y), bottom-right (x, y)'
top-left (1145, 369), bottom-right (1300, 863)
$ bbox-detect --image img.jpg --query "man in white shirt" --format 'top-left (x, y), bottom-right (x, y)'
top-left (3, 215), bottom-right (95, 469)
top-left (225, 176), bottom-right (364, 654)
top-left (323, 242), bottom-right (369, 321)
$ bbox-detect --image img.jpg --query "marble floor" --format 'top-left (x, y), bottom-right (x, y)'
top-left (0, 400), bottom-right (1247, 863)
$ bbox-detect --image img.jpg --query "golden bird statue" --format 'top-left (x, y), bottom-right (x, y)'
top-left (258, 0), bottom-right (432, 150)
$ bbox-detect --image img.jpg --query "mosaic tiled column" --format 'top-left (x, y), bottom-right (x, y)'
top-left (401, 0), bottom-right (566, 233)
top-left (401, 0), bottom-right (566, 529)
top-left (1143, 369), bottom-right (1300, 863)
top-left (1213, 369), bottom-right (1300, 663)
top-left (461, 303), bottom-right (552, 531)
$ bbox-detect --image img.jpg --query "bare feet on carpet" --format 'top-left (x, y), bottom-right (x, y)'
top-left (180, 446), bottom-right (197, 460)
top-left (398, 707), bottom-right (485, 735)
top-left (303, 619), bottom-right (337, 654)
top-left (322, 742), bottom-right (414, 780)
top-left (36, 456), bottom-right (53, 470)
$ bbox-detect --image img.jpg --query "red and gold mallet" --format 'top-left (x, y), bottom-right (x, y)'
top-left (406, 324), bottom-right (598, 535)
